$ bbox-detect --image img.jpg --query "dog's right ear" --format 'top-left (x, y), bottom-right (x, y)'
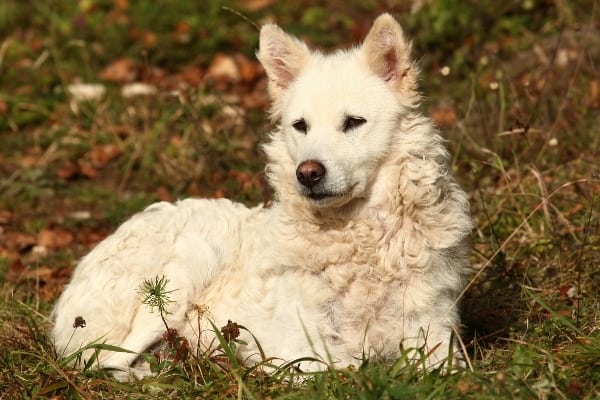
top-left (257, 24), bottom-right (310, 115)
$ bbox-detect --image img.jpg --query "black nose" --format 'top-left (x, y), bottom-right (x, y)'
top-left (296, 160), bottom-right (326, 188)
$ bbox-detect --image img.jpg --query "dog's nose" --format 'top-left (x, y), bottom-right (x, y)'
top-left (296, 160), bottom-right (326, 188)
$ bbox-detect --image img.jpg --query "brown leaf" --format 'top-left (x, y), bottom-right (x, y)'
top-left (6, 259), bottom-right (26, 282)
top-left (38, 228), bottom-right (74, 250)
top-left (19, 154), bottom-right (40, 168)
top-left (186, 182), bottom-right (202, 196)
top-left (56, 160), bottom-right (79, 180)
top-left (78, 228), bottom-right (107, 249)
top-left (78, 161), bottom-right (98, 178)
top-left (173, 21), bottom-right (192, 43)
top-left (242, 0), bottom-right (276, 11)
top-left (0, 247), bottom-right (19, 262)
top-left (430, 106), bottom-right (457, 128)
top-left (241, 90), bottom-right (269, 109)
top-left (100, 58), bottom-right (138, 83)
top-left (205, 53), bottom-right (240, 83)
top-left (585, 79), bottom-right (599, 109)
top-left (155, 186), bottom-right (173, 202)
top-left (114, 0), bottom-right (129, 11)
top-left (141, 31), bottom-right (157, 47)
top-left (567, 380), bottom-right (585, 397)
top-left (228, 170), bottom-right (261, 191)
top-left (3, 231), bottom-right (36, 252)
top-left (0, 100), bottom-right (8, 115)
top-left (175, 20), bottom-right (192, 35)
top-left (179, 65), bottom-right (204, 86)
top-left (23, 265), bottom-right (53, 281)
top-left (0, 209), bottom-right (12, 224)
top-left (89, 144), bottom-right (122, 167)
top-left (234, 54), bottom-right (263, 83)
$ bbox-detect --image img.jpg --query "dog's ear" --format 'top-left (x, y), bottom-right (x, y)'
top-left (257, 24), bottom-right (310, 109)
top-left (361, 14), bottom-right (417, 93)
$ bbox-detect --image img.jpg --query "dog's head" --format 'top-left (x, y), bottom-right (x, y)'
top-left (258, 14), bottom-right (419, 210)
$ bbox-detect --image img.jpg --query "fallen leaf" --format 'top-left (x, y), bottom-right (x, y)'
top-left (205, 53), bottom-right (240, 83)
top-left (78, 228), bottom-right (107, 249)
top-left (6, 259), bottom-right (26, 282)
top-left (23, 265), bottom-right (53, 281)
top-left (559, 284), bottom-right (575, 300)
top-left (173, 20), bottom-right (192, 43)
top-left (228, 170), bottom-right (261, 191)
top-left (234, 54), bottom-right (262, 83)
top-left (156, 186), bottom-right (173, 202)
top-left (19, 147), bottom-right (42, 167)
top-left (141, 31), bottom-right (157, 47)
top-left (585, 79), bottom-right (599, 109)
top-left (89, 144), bottom-right (122, 167)
top-left (0, 209), bottom-right (12, 224)
top-left (187, 182), bottom-right (201, 196)
top-left (241, 89), bottom-right (269, 109)
top-left (56, 160), bottom-right (79, 180)
top-left (100, 58), bottom-right (138, 83)
top-left (567, 380), bottom-right (585, 397)
top-left (430, 106), bottom-right (457, 128)
top-left (38, 228), bottom-right (74, 250)
top-left (242, 0), bottom-right (276, 11)
top-left (114, 0), bottom-right (129, 11)
top-left (78, 161), bottom-right (98, 178)
top-left (3, 231), bottom-right (36, 252)
top-left (178, 65), bottom-right (204, 86)
top-left (0, 100), bottom-right (8, 115)
top-left (0, 247), bottom-right (19, 262)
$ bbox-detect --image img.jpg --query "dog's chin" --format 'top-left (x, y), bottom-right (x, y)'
top-left (302, 188), bottom-right (356, 209)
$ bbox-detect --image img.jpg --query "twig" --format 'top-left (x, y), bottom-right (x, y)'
top-left (222, 6), bottom-right (260, 31)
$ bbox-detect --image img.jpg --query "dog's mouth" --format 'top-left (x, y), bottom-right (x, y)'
top-left (303, 183), bottom-right (358, 206)
top-left (307, 192), bottom-right (330, 201)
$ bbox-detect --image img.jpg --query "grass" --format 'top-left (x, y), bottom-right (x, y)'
top-left (1, 0), bottom-right (599, 398)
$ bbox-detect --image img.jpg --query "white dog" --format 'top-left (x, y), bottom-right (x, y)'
top-left (53, 14), bottom-right (472, 379)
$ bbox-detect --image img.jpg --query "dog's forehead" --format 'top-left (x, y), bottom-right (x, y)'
top-left (284, 53), bottom-right (391, 119)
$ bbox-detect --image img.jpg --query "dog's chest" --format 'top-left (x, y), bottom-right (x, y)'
top-left (265, 218), bottom-right (405, 326)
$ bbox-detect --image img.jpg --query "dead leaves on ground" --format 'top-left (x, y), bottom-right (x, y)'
top-left (57, 144), bottom-right (123, 180)
top-left (93, 52), bottom-right (264, 94)
top-left (0, 208), bottom-right (108, 301)
top-left (0, 225), bottom-right (107, 301)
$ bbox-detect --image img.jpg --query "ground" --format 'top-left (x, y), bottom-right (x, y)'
top-left (0, 1), bottom-right (598, 399)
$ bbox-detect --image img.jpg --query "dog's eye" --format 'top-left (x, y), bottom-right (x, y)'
top-left (342, 116), bottom-right (366, 133)
top-left (292, 119), bottom-right (308, 134)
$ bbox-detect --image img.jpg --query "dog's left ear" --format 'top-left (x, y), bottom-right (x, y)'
top-left (362, 14), bottom-right (417, 93)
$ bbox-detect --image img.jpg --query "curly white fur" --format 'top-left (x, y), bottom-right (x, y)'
top-left (52, 14), bottom-right (471, 379)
